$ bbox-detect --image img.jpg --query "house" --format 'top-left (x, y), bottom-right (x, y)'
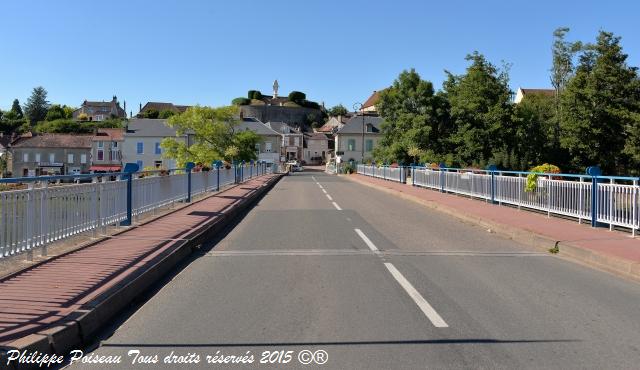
top-left (138, 102), bottom-right (191, 117)
top-left (10, 134), bottom-right (93, 176)
top-left (514, 88), bottom-right (555, 104)
top-left (236, 117), bottom-right (282, 165)
top-left (265, 121), bottom-right (304, 162)
top-left (72, 96), bottom-right (126, 121)
top-left (303, 132), bottom-right (329, 165)
top-left (334, 115), bottom-right (383, 163)
top-left (361, 90), bottom-right (383, 113)
top-left (316, 114), bottom-right (352, 134)
top-left (122, 118), bottom-right (192, 170)
top-left (89, 128), bottom-right (124, 172)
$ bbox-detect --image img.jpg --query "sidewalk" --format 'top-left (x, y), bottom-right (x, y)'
top-left (346, 174), bottom-right (640, 281)
top-left (0, 174), bottom-right (280, 359)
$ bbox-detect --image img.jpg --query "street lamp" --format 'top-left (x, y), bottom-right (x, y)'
top-left (353, 102), bottom-right (364, 163)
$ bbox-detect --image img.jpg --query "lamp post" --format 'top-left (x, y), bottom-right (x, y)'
top-left (353, 102), bottom-right (364, 163)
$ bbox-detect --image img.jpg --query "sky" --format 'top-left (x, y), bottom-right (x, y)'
top-left (1, 0), bottom-right (639, 112)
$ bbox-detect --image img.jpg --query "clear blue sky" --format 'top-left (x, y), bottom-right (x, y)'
top-left (1, 0), bottom-right (638, 112)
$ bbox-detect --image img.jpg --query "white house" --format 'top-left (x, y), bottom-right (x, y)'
top-left (122, 118), bottom-right (191, 170)
top-left (236, 117), bottom-right (282, 164)
top-left (334, 115), bottom-right (383, 163)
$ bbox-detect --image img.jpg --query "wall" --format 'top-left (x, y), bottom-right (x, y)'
top-left (11, 147), bottom-right (91, 176)
top-left (335, 133), bottom-right (381, 162)
top-left (122, 136), bottom-right (186, 169)
top-left (240, 105), bottom-right (323, 127)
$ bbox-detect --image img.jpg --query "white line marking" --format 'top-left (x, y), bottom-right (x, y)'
top-left (326, 194), bottom-right (333, 201)
top-left (332, 202), bottom-right (342, 210)
top-left (318, 185), bottom-right (324, 189)
top-left (321, 189), bottom-right (327, 194)
top-left (384, 263), bottom-right (449, 328)
top-left (354, 228), bottom-right (378, 252)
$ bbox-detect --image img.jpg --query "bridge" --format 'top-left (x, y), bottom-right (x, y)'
top-left (1, 166), bottom-right (640, 369)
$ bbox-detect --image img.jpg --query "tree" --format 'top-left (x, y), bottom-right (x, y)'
top-left (161, 105), bottom-right (261, 167)
top-left (512, 93), bottom-right (557, 169)
top-left (144, 109), bottom-right (159, 119)
top-left (232, 97), bottom-right (250, 106)
top-left (159, 110), bottom-right (175, 119)
top-left (288, 91), bottom-right (306, 102)
top-left (10, 99), bottom-right (23, 119)
top-left (443, 52), bottom-right (513, 167)
top-left (561, 31), bottom-right (640, 174)
top-left (374, 69), bottom-right (450, 164)
top-left (45, 105), bottom-right (66, 121)
top-left (328, 104), bottom-right (348, 117)
top-left (23, 87), bottom-right (50, 125)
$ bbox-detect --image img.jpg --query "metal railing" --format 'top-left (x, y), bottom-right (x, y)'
top-left (410, 166), bottom-right (640, 235)
top-left (0, 161), bottom-right (272, 259)
top-left (357, 164), bottom-right (407, 183)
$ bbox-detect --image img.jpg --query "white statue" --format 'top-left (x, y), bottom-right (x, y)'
top-left (273, 79), bottom-right (279, 98)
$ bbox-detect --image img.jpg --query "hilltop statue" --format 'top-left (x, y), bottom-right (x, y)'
top-left (273, 79), bottom-right (279, 98)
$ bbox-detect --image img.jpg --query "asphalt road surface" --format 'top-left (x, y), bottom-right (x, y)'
top-left (66, 171), bottom-right (640, 370)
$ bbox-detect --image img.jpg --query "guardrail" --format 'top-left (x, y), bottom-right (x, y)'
top-left (410, 166), bottom-right (639, 235)
top-left (0, 161), bottom-right (272, 260)
top-left (357, 164), bottom-right (407, 183)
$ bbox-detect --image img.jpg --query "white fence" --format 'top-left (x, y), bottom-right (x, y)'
top-left (412, 167), bottom-right (640, 234)
top-left (0, 164), bottom-right (271, 259)
top-left (357, 165), bottom-right (407, 183)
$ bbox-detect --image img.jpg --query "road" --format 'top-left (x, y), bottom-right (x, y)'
top-left (67, 170), bottom-right (640, 369)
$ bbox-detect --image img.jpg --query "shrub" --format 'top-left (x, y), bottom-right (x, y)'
top-left (232, 97), bottom-right (250, 106)
top-left (144, 109), bottom-right (159, 119)
top-left (288, 91), bottom-right (306, 102)
top-left (342, 162), bottom-right (355, 174)
top-left (525, 163), bottom-right (561, 192)
top-left (78, 113), bottom-right (89, 121)
top-left (300, 100), bottom-right (320, 110)
top-left (247, 90), bottom-right (263, 100)
top-left (159, 110), bottom-right (175, 119)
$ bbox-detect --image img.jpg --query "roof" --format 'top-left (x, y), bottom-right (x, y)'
top-left (11, 134), bottom-right (93, 149)
top-left (266, 121), bottom-right (300, 134)
top-left (125, 119), bottom-right (181, 137)
top-left (93, 128), bottom-right (124, 141)
top-left (236, 117), bottom-right (281, 136)
top-left (519, 88), bottom-right (555, 97)
top-left (140, 102), bottom-right (191, 114)
top-left (306, 132), bottom-right (329, 141)
top-left (362, 90), bottom-right (382, 109)
top-left (336, 115), bottom-right (383, 134)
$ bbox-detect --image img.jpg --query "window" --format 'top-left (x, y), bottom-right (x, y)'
top-left (365, 139), bottom-right (373, 152)
top-left (255, 143), bottom-right (260, 153)
top-left (366, 124), bottom-right (374, 133)
top-left (97, 149), bottom-right (104, 161)
top-left (23, 153), bottom-right (29, 162)
top-left (265, 142), bottom-right (272, 152)
top-left (136, 160), bottom-right (144, 169)
top-left (155, 142), bottom-right (161, 155)
top-left (49, 153), bottom-right (55, 163)
top-left (137, 142), bottom-right (144, 154)
top-left (294, 137), bottom-right (300, 146)
top-left (68, 154), bottom-right (74, 163)
top-left (112, 141), bottom-right (118, 148)
top-left (347, 139), bottom-right (356, 151)
top-left (97, 141), bottom-right (104, 148)
top-left (154, 160), bottom-right (162, 168)
top-left (81, 154), bottom-right (87, 164)
top-left (35, 153), bottom-right (41, 162)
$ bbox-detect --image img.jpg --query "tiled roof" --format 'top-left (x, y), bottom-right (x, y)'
top-left (140, 102), bottom-right (191, 113)
top-left (336, 115), bottom-right (383, 134)
top-left (125, 119), bottom-right (180, 137)
top-left (362, 90), bottom-right (382, 109)
top-left (93, 128), bottom-right (125, 141)
top-left (520, 88), bottom-right (555, 96)
top-left (11, 134), bottom-right (93, 148)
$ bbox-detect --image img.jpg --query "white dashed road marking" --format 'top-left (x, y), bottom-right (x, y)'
top-left (326, 194), bottom-right (333, 201)
top-left (332, 202), bottom-right (342, 210)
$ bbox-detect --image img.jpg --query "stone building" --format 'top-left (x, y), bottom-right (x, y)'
top-left (72, 96), bottom-right (126, 121)
top-left (10, 134), bottom-right (93, 176)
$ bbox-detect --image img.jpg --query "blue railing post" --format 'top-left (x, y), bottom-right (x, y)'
top-left (588, 166), bottom-right (602, 227)
top-left (185, 162), bottom-right (195, 203)
top-left (120, 162), bottom-right (139, 226)
top-left (487, 165), bottom-right (498, 204)
top-left (241, 160), bottom-right (245, 182)
top-left (250, 160), bottom-right (254, 178)
top-left (213, 160), bottom-right (222, 191)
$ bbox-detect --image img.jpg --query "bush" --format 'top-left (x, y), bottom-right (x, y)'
top-left (525, 163), bottom-right (561, 192)
top-left (159, 110), bottom-right (175, 119)
top-left (288, 91), bottom-right (306, 102)
top-left (300, 100), bottom-right (320, 110)
top-left (232, 97), bottom-right (250, 106)
top-left (145, 109), bottom-right (159, 119)
top-left (342, 162), bottom-right (355, 174)
top-left (248, 90), bottom-right (262, 100)
top-left (78, 113), bottom-right (89, 121)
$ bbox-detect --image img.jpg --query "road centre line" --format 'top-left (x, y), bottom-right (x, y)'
top-left (321, 189), bottom-right (327, 194)
top-left (332, 202), bottom-right (342, 210)
top-left (354, 228), bottom-right (379, 252)
top-left (384, 262), bottom-right (449, 328)
top-left (326, 194), bottom-right (333, 201)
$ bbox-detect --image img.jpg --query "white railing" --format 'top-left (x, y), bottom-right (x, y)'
top-left (0, 164), bottom-right (273, 259)
top-left (411, 167), bottom-right (640, 234)
top-left (357, 165), bottom-right (407, 183)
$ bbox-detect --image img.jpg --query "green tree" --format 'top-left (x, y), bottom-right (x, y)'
top-left (374, 69), bottom-right (450, 164)
top-left (158, 109), bottom-right (175, 119)
top-left (23, 86), bottom-right (50, 125)
top-left (161, 105), bottom-right (261, 167)
top-left (11, 99), bottom-right (23, 119)
top-left (560, 31), bottom-right (640, 173)
top-left (512, 93), bottom-right (556, 169)
top-left (144, 109), bottom-right (159, 119)
top-left (45, 105), bottom-right (66, 121)
top-left (443, 52), bottom-right (513, 167)
top-left (232, 97), bottom-right (250, 106)
top-left (63, 105), bottom-right (75, 119)
top-left (288, 91), bottom-right (306, 102)
top-left (328, 104), bottom-right (348, 117)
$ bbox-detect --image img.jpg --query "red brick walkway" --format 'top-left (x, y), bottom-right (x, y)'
top-left (0, 175), bottom-right (277, 345)
top-left (350, 174), bottom-right (640, 264)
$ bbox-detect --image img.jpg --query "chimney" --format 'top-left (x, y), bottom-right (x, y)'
top-left (139, 103), bottom-right (142, 112)
top-left (123, 100), bottom-right (126, 114)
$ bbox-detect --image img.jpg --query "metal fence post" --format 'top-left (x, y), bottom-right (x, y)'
top-left (487, 165), bottom-right (497, 204)
top-left (120, 163), bottom-right (139, 226)
top-left (633, 179), bottom-right (638, 237)
top-left (186, 162), bottom-right (195, 203)
top-left (440, 167), bottom-right (445, 193)
top-left (588, 166), bottom-right (601, 228)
